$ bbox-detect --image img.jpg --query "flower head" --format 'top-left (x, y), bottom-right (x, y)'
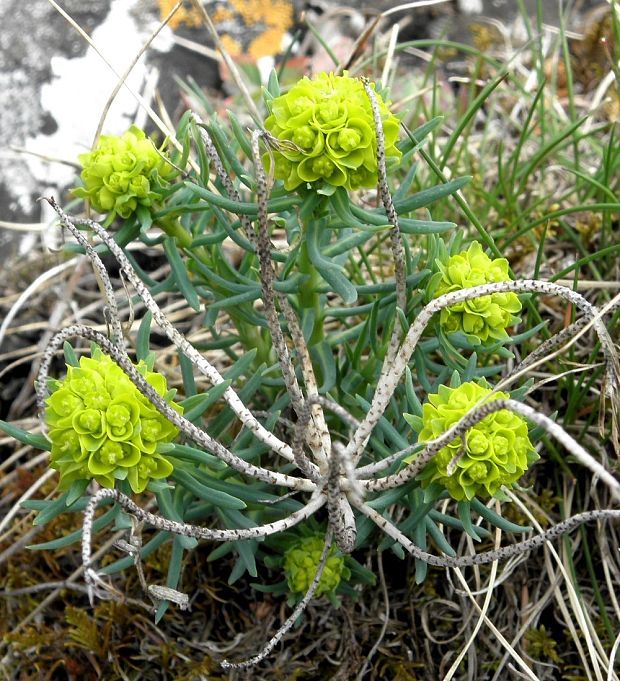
top-left (432, 241), bottom-right (522, 343)
top-left (46, 348), bottom-right (181, 493)
top-left (405, 380), bottom-right (538, 501)
top-left (72, 126), bottom-right (172, 219)
top-left (264, 72), bottom-right (401, 191)
top-left (283, 535), bottom-right (350, 597)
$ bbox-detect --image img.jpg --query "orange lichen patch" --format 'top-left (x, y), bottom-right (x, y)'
top-left (160, 0), bottom-right (293, 60)
top-left (220, 34), bottom-right (242, 57)
top-left (229, 0), bottom-right (292, 28)
top-left (211, 6), bottom-right (234, 23)
top-left (230, 0), bottom-right (293, 58)
top-left (159, 0), bottom-right (203, 29)
top-left (248, 26), bottom-right (286, 59)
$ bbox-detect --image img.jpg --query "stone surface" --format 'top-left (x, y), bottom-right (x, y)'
top-left (0, 0), bottom-right (110, 240)
top-left (0, 0), bottom-right (219, 259)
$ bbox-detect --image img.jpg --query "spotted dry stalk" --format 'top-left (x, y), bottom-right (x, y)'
top-left (363, 78), bottom-right (407, 367)
top-left (346, 278), bottom-right (620, 466)
top-left (252, 130), bottom-right (332, 473)
top-left (39, 124), bottom-right (620, 668)
top-left (46, 199), bottom-right (298, 466)
top-left (221, 530), bottom-right (334, 670)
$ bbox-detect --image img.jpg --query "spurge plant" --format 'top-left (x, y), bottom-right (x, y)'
top-left (4, 70), bottom-right (620, 671)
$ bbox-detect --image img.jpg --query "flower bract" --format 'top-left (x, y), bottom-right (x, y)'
top-left (283, 535), bottom-right (350, 597)
top-left (432, 241), bottom-right (522, 343)
top-left (405, 380), bottom-right (539, 501)
top-left (46, 347), bottom-right (181, 493)
top-left (264, 72), bottom-right (401, 191)
top-left (72, 126), bottom-right (172, 219)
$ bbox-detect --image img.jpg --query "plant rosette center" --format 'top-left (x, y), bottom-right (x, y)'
top-left (264, 71), bottom-right (401, 191)
top-left (430, 241), bottom-right (523, 344)
top-left (45, 348), bottom-right (182, 493)
top-left (404, 380), bottom-right (539, 501)
top-left (283, 535), bottom-right (350, 598)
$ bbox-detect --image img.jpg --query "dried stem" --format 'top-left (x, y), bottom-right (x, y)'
top-left (362, 78), bottom-right (407, 365)
top-left (326, 440), bottom-right (357, 553)
top-left (46, 198), bottom-right (297, 465)
top-left (251, 131), bottom-right (331, 472)
top-left (249, 131), bottom-right (306, 418)
top-left (52, 205), bottom-right (124, 347)
top-left (356, 501), bottom-right (620, 568)
top-left (347, 279), bottom-right (619, 464)
top-left (361, 398), bottom-right (620, 502)
top-left (38, 324), bottom-right (314, 492)
top-left (82, 488), bottom-right (326, 589)
top-left (191, 117), bottom-right (257, 248)
top-left (221, 530), bottom-right (334, 669)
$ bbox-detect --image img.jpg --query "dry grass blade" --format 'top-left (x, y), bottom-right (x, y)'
top-left (509, 490), bottom-right (618, 681)
top-left (452, 566), bottom-right (539, 681)
top-left (0, 469), bottom-right (56, 536)
top-left (443, 516), bottom-right (502, 680)
top-left (0, 258), bottom-right (79, 351)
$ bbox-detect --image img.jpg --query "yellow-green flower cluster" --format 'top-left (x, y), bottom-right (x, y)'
top-left (432, 242), bottom-right (522, 343)
top-left (264, 72), bottom-right (401, 191)
top-left (283, 535), bottom-right (350, 597)
top-left (406, 381), bottom-right (538, 501)
top-left (46, 349), bottom-right (182, 494)
top-left (73, 126), bottom-right (172, 219)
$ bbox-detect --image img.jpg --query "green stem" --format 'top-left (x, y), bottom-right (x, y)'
top-left (156, 215), bottom-right (192, 248)
top-left (297, 240), bottom-right (324, 345)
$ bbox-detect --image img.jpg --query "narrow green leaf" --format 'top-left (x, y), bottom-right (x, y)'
top-left (66, 479), bottom-right (89, 506)
top-left (233, 539), bottom-right (258, 579)
top-left (206, 288), bottom-right (261, 312)
top-left (393, 177), bottom-right (471, 214)
top-left (223, 348), bottom-right (258, 382)
top-left (397, 115), bottom-right (443, 155)
top-left (31, 492), bottom-right (69, 526)
top-left (470, 498), bottom-right (531, 533)
top-left (163, 237), bottom-right (200, 311)
top-left (227, 111), bottom-right (254, 158)
top-left (63, 341), bottom-right (80, 367)
top-left (266, 68), bottom-right (280, 97)
top-left (179, 380), bottom-right (231, 422)
top-left (156, 487), bottom-right (198, 550)
top-left (414, 518), bottom-right (428, 583)
top-left (425, 516), bottom-right (457, 557)
top-left (457, 501), bottom-right (483, 542)
top-left (186, 181), bottom-right (299, 216)
top-left (29, 507), bottom-right (118, 550)
top-left (192, 469), bottom-right (285, 505)
top-left (0, 420), bottom-right (51, 451)
top-left (405, 367), bottom-right (423, 417)
top-left (154, 536), bottom-right (185, 624)
top-left (136, 203), bottom-right (153, 232)
top-left (204, 121), bottom-right (249, 184)
top-left (309, 341), bottom-right (337, 393)
top-left (306, 220), bottom-right (357, 303)
top-left (167, 443), bottom-right (226, 469)
top-left (136, 311), bottom-right (153, 362)
top-left (179, 351), bottom-right (197, 398)
top-left (172, 468), bottom-right (246, 510)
